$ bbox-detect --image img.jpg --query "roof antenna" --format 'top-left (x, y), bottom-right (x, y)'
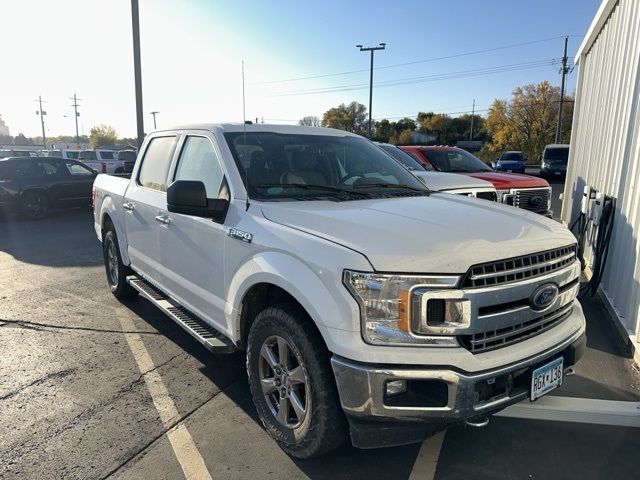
top-left (242, 61), bottom-right (250, 211)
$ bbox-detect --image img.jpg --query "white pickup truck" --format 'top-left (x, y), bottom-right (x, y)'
top-left (93, 124), bottom-right (586, 458)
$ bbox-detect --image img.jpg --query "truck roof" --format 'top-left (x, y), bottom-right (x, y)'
top-left (154, 123), bottom-right (360, 137)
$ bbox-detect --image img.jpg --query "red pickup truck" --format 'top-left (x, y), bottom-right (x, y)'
top-left (400, 145), bottom-right (552, 217)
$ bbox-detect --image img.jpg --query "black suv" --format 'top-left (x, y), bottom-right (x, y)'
top-left (0, 157), bottom-right (96, 219)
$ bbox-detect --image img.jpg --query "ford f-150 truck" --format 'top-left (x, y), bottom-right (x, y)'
top-left (93, 124), bottom-right (586, 458)
top-left (400, 145), bottom-right (553, 216)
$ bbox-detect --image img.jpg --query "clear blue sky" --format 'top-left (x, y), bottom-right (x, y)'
top-left (2, 0), bottom-right (601, 137)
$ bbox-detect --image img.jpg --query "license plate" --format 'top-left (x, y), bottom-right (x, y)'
top-left (531, 357), bottom-right (563, 400)
top-left (507, 169), bottom-right (513, 173)
top-left (554, 172), bottom-right (562, 175)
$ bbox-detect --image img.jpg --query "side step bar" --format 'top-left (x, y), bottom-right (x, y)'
top-left (127, 275), bottom-right (236, 354)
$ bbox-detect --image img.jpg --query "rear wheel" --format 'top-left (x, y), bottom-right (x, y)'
top-left (21, 191), bottom-right (49, 220)
top-left (247, 304), bottom-right (348, 458)
top-left (102, 223), bottom-right (138, 300)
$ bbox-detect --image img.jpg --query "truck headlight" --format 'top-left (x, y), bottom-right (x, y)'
top-left (343, 270), bottom-right (460, 346)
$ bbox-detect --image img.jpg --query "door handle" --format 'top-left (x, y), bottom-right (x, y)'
top-left (154, 214), bottom-right (171, 225)
top-left (123, 202), bottom-right (135, 212)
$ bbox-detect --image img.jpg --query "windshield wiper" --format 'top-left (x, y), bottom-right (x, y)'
top-left (257, 183), bottom-right (371, 197)
top-left (352, 182), bottom-right (426, 192)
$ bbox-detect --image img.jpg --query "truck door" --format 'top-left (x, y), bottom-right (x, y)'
top-left (158, 133), bottom-right (228, 333)
top-left (123, 135), bottom-right (179, 285)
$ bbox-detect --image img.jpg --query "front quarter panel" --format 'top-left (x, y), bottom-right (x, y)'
top-left (225, 202), bottom-right (372, 346)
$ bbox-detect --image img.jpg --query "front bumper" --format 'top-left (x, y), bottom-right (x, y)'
top-left (331, 326), bottom-right (585, 447)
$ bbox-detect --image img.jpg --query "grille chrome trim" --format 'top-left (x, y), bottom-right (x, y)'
top-left (470, 252), bottom-right (576, 281)
top-left (462, 245), bottom-right (577, 288)
top-left (460, 303), bottom-right (573, 353)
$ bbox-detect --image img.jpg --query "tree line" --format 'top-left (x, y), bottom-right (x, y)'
top-left (1, 124), bottom-right (136, 150)
top-left (300, 80), bottom-right (573, 163)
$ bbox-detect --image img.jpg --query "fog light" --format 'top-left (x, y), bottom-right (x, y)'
top-left (385, 379), bottom-right (407, 397)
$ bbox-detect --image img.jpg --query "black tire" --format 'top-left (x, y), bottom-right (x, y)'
top-left (247, 304), bottom-right (348, 458)
top-left (21, 191), bottom-right (49, 220)
top-left (102, 222), bottom-right (138, 300)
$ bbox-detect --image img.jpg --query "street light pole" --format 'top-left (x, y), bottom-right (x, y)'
top-left (131, 0), bottom-right (145, 148)
top-left (150, 111), bottom-right (159, 129)
top-left (357, 43), bottom-right (386, 138)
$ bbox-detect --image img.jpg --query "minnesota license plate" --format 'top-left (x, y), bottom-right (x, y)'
top-left (507, 169), bottom-right (513, 173)
top-left (554, 172), bottom-right (562, 175)
top-left (531, 357), bottom-right (563, 400)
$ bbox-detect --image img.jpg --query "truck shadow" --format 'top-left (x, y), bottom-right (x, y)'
top-left (0, 208), bottom-right (102, 267)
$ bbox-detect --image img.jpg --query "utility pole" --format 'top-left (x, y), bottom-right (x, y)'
top-left (555, 36), bottom-right (569, 144)
top-left (69, 93), bottom-right (81, 147)
top-left (150, 111), bottom-right (159, 129)
top-left (470, 99), bottom-right (475, 140)
top-left (357, 43), bottom-right (386, 138)
top-left (35, 96), bottom-right (47, 149)
top-left (131, 0), bottom-right (145, 148)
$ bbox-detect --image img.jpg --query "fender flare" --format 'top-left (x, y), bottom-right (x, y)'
top-left (226, 251), bottom-right (359, 343)
top-left (100, 196), bottom-right (131, 265)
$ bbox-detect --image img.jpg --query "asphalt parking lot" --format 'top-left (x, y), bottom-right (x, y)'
top-left (1, 178), bottom-right (639, 480)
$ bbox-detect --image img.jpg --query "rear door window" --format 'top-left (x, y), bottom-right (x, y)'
top-left (138, 136), bottom-right (178, 192)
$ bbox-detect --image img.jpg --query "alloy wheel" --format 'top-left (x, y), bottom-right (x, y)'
top-left (258, 335), bottom-right (309, 428)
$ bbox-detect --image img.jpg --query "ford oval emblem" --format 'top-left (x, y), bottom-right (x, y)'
top-left (530, 283), bottom-right (559, 311)
top-left (529, 195), bottom-right (544, 207)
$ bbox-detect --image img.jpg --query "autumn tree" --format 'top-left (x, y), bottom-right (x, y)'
top-left (89, 124), bottom-right (118, 148)
top-left (481, 81), bottom-right (573, 163)
top-left (321, 102), bottom-right (368, 135)
top-left (298, 115), bottom-right (321, 127)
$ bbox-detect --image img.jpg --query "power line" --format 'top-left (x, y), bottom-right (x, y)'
top-left (270, 58), bottom-right (560, 97)
top-left (255, 35), bottom-right (582, 85)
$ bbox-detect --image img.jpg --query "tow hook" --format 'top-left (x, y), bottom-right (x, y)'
top-left (465, 415), bottom-right (490, 428)
top-left (564, 367), bottom-right (575, 376)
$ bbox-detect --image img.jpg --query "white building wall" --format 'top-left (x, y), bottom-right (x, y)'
top-left (562, 0), bottom-right (640, 353)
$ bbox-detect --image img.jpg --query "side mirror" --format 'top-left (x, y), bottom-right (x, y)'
top-left (167, 180), bottom-right (229, 223)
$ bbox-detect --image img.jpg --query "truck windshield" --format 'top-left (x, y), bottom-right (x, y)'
top-left (224, 132), bottom-right (428, 201)
top-left (544, 147), bottom-right (569, 163)
top-left (426, 149), bottom-right (492, 173)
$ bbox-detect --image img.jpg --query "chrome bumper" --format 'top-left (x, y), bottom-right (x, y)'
top-left (331, 323), bottom-right (585, 422)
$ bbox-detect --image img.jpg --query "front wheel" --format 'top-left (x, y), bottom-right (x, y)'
top-left (247, 304), bottom-right (348, 458)
top-left (102, 225), bottom-right (138, 300)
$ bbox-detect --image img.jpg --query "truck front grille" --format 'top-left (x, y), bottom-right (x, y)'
top-left (476, 191), bottom-right (497, 202)
top-left (514, 188), bottom-right (550, 212)
top-left (460, 303), bottom-right (573, 353)
top-left (462, 245), bottom-right (577, 288)
top-left (124, 161), bottom-right (135, 173)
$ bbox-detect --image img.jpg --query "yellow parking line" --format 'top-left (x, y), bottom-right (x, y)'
top-left (116, 308), bottom-right (213, 480)
top-left (408, 430), bottom-right (446, 480)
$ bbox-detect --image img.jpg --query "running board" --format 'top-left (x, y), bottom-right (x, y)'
top-left (127, 275), bottom-right (236, 354)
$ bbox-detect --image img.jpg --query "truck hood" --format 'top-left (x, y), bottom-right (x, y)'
top-left (465, 172), bottom-right (548, 189)
top-left (259, 195), bottom-right (574, 273)
top-left (412, 171), bottom-right (494, 191)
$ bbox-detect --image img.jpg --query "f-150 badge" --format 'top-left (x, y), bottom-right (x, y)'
top-left (228, 228), bottom-right (253, 243)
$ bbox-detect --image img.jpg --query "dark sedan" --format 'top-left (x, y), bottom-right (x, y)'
top-left (0, 157), bottom-right (96, 219)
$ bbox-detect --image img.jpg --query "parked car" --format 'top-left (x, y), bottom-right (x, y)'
top-left (113, 149), bottom-right (138, 174)
top-left (0, 149), bottom-right (34, 158)
top-left (78, 149), bottom-right (118, 174)
top-left (540, 144), bottom-right (569, 179)
top-left (48, 149), bottom-right (81, 160)
top-left (94, 124), bottom-right (585, 458)
top-left (400, 146), bottom-right (553, 216)
top-left (376, 143), bottom-right (497, 200)
top-left (494, 151), bottom-right (526, 174)
top-left (0, 156), bottom-right (96, 219)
